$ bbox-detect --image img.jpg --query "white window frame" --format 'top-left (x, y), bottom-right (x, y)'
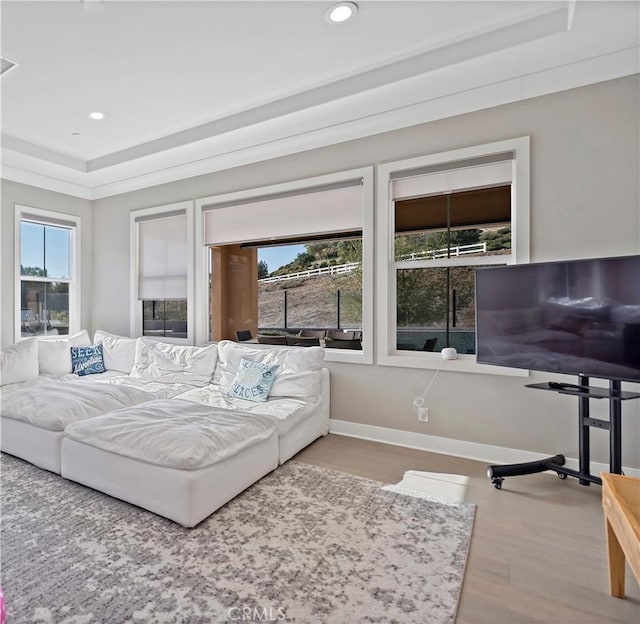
top-left (195, 167), bottom-right (374, 364)
top-left (130, 201), bottom-right (195, 345)
top-left (14, 205), bottom-right (81, 341)
top-left (376, 137), bottom-right (531, 375)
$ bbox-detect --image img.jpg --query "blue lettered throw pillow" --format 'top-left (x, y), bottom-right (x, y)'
top-left (70, 344), bottom-right (106, 376)
top-left (228, 358), bottom-right (279, 403)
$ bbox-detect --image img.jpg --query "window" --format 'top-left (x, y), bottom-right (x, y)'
top-left (130, 202), bottom-right (194, 343)
top-left (16, 206), bottom-right (80, 339)
top-left (376, 138), bottom-right (530, 372)
top-left (256, 237), bottom-right (362, 343)
top-left (195, 168), bottom-right (373, 363)
top-left (142, 300), bottom-right (188, 339)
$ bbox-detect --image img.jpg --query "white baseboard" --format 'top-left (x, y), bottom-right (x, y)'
top-left (329, 419), bottom-right (640, 478)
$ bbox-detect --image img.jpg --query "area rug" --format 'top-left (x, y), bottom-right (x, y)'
top-left (1, 455), bottom-right (475, 624)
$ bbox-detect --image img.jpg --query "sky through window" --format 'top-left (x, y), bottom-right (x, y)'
top-left (20, 221), bottom-right (71, 279)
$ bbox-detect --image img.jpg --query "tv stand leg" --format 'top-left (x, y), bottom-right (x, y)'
top-left (578, 375), bottom-right (591, 485)
top-left (610, 380), bottom-right (622, 474)
top-left (487, 454), bottom-right (566, 489)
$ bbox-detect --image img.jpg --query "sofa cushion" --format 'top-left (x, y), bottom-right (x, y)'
top-left (130, 339), bottom-right (218, 386)
top-left (228, 359), bottom-right (279, 403)
top-left (38, 330), bottom-right (91, 376)
top-left (94, 330), bottom-right (137, 374)
top-left (71, 344), bottom-right (106, 377)
top-left (0, 338), bottom-right (39, 386)
top-left (214, 340), bottom-right (324, 397)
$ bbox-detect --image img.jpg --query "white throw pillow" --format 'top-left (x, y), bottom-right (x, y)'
top-left (130, 339), bottom-right (218, 386)
top-left (94, 330), bottom-right (137, 374)
top-left (38, 330), bottom-right (91, 376)
top-left (214, 340), bottom-right (324, 398)
top-left (0, 338), bottom-right (39, 386)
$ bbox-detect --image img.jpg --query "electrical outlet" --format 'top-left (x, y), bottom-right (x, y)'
top-left (417, 407), bottom-right (429, 422)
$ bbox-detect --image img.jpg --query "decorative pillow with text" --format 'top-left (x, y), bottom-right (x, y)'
top-left (228, 359), bottom-right (279, 403)
top-left (71, 344), bottom-right (106, 377)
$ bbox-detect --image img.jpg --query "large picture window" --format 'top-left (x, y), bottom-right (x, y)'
top-left (377, 138), bottom-right (530, 371)
top-left (16, 207), bottom-right (80, 339)
top-left (257, 237), bottom-right (362, 340)
top-left (196, 168), bottom-right (374, 363)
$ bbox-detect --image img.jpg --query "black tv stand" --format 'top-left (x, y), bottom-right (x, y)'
top-left (487, 375), bottom-right (640, 490)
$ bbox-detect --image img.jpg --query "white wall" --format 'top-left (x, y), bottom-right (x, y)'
top-left (0, 180), bottom-right (93, 348)
top-left (90, 75), bottom-right (639, 468)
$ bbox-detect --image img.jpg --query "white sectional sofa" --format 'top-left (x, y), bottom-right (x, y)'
top-left (0, 331), bottom-right (330, 526)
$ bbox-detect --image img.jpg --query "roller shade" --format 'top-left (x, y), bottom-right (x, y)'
top-left (392, 153), bottom-right (513, 234)
top-left (395, 185), bottom-right (511, 233)
top-left (137, 212), bottom-right (187, 300)
top-left (204, 181), bottom-right (363, 246)
top-left (392, 156), bottom-right (513, 201)
top-left (20, 212), bottom-right (77, 229)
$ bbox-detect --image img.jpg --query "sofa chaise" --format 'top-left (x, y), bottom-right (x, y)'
top-left (0, 331), bottom-right (330, 526)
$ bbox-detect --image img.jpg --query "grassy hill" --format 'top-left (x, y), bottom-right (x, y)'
top-left (258, 274), bottom-right (361, 330)
top-left (257, 228), bottom-right (510, 331)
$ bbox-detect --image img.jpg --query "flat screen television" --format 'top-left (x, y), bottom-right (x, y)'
top-left (475, 255), bottom-right (640, 382)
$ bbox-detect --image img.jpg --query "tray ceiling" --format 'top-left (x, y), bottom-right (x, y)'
top-left (1, 1), bottom-right (638, 198)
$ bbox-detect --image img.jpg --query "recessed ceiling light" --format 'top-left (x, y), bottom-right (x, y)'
top-left (326, 2), bottom-right (358, 24)
top-left (89, 111), bottom-right (105, 120)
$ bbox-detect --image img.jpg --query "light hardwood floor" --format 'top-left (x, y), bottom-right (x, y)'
top-left (293, 434), bottom-right (640, 624)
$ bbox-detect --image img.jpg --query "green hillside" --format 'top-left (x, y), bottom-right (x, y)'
top-left (257, 227), bottom-right (511, 331)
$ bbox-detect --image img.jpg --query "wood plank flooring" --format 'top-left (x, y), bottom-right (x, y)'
top-left (293, 434), bottom-right (640, 624)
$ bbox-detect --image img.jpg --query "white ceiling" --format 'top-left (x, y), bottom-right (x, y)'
top-left (1, 1), bottom-right (638, 199)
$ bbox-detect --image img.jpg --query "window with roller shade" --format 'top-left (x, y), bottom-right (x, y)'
top-left (376, 138), bottom-right (530, 367)
top-left (197, 168), bottom-right (373, 361)
top-left (16, 206), bottom-right (80, 339)
top-left (131, 202), bottom-right (193, 341)
top-left (394, 158), bottom-right (512, 354)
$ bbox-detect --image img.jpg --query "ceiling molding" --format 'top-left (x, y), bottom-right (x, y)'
top-left (1, 135), bottom-right (87, 172)
top-left (0, 165), bottom-right (92, 200)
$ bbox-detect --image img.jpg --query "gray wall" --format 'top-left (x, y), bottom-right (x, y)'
top-left (7, 75), bottom-right (640, 467)
top-left (0, 180), bottom-right (93, 348)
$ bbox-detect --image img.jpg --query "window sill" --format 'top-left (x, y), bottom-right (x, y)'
top-left (325, 347), bottom-right (373, 365)
top-left (377, 351), bottom-right (530, 377)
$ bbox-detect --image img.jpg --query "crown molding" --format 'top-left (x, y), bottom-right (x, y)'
top-left (0, 164), bottom-right (92, 199)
